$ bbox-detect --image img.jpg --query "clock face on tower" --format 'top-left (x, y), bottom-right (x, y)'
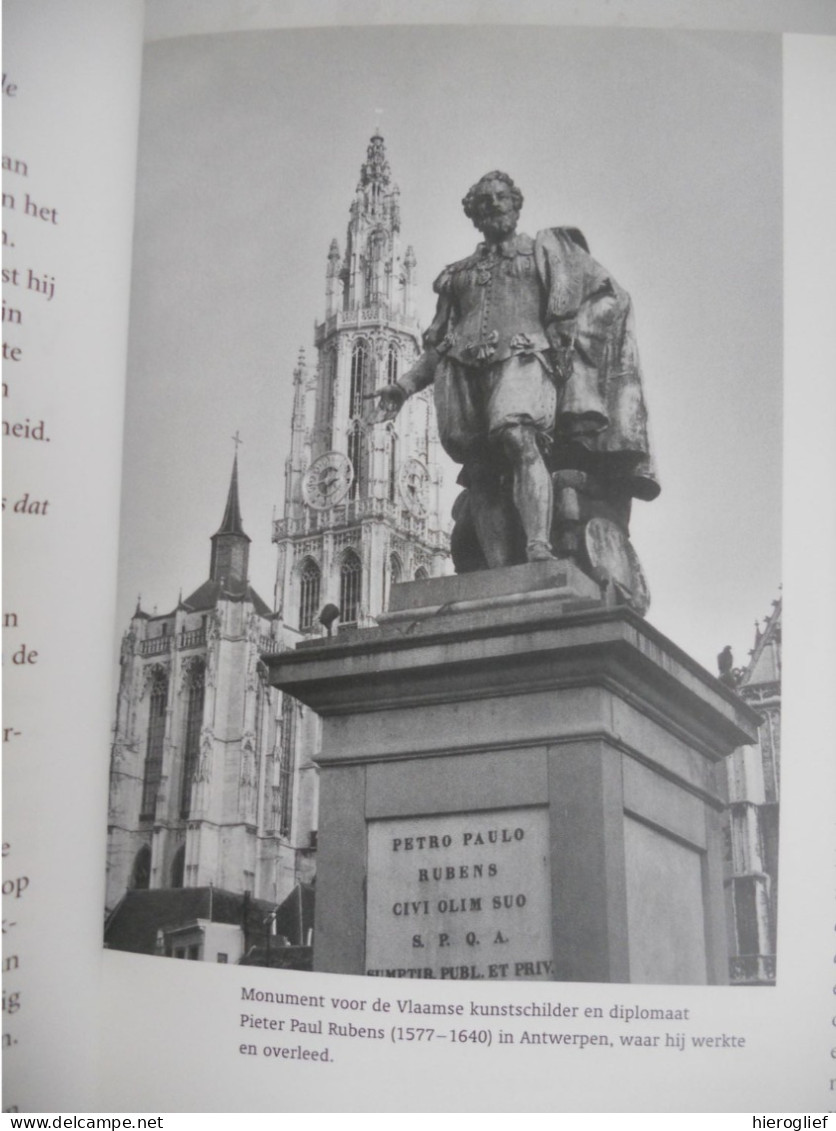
top-left (302, 452), bottom-right (353, 510)
top-left (399, 458), bottom-right (430, 517)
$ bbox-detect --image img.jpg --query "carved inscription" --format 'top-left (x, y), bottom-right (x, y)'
top-left (365, 808), bottom-right (551, 981)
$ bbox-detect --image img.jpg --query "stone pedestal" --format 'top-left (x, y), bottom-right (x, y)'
top-left (263, 562), bottom-right (760, 985)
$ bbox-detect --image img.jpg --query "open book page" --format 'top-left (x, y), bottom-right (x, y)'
top-left (1, 0), bottom-right (144, 1113)
top-left (2, 0), bottom-right (835, 1116)
top-left (94, 4), bottom-right (836, 1113)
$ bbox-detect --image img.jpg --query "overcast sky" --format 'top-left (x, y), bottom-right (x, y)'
top-left (117, 25), bottom-right (782, 673)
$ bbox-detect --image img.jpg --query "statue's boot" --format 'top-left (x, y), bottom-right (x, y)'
top-left (526, 540), bottom-right (556, 563)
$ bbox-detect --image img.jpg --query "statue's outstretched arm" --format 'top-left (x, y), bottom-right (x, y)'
top-left (369, 278), bottom-right (451, 422)
top-left (368, 347), bottom-right (439, 422)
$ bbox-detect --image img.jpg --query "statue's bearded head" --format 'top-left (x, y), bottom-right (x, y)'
top-left (462, 171), bottom-right (523, 242)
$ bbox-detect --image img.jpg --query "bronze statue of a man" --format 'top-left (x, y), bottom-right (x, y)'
top-left (374, 171), bottom-right (659, 575)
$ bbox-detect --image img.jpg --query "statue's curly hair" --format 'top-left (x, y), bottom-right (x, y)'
top-left (462, 171), bottom-right (524, 219)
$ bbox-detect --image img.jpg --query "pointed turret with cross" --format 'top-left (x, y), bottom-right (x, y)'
top-left (209, 443), bottom-right (250, 589)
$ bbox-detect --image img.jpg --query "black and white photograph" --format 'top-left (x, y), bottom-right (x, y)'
top-left (104, 25), bottom-right (783, 987)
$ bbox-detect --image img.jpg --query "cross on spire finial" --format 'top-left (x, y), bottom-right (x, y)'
top-left (231, 430), bottom-right (243, 454)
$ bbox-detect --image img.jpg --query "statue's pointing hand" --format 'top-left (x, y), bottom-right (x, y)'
top-left (368, 383), bottom-right (406, 424)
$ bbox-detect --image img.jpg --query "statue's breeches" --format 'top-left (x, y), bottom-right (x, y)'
top-left (434, 354), bottom-right (556, 465)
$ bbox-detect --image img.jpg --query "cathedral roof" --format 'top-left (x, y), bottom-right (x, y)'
top-left (182, 577), bottom-right (272, 618)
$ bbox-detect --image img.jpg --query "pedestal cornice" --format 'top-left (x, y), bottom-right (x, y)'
top-left (263, 592), bottom-right (760, 759)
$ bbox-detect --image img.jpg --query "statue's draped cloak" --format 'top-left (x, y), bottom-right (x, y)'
top-left (534, 227), bottom-right (659, 501)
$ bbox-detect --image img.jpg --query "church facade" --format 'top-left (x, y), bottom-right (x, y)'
top-left (723, 598), bottom-right (781, 986)
top-left (105, 133), bottom-right (448, 963)
top-left (105, 457), bottom-right (320, 961)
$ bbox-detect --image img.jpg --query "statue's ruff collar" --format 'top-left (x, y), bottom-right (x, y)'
top-left (475, 232), bottom-right (534, 259)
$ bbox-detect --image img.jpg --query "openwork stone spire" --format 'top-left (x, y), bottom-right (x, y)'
top-left (358, 128), bottom-right (391, 189)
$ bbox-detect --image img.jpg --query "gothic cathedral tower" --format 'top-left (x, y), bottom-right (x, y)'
top-left (274, 131), bottom-right (449, 633)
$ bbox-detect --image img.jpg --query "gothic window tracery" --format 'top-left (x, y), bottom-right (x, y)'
top-left (383, 552), bottom-right (403, 611)
top-left (140, 667), bottom-right (168, 819)
top-left (350, 339), bottom-right (368, 418)
top-left (340, 550), bottom-right (362, 625)
top-left (279, 697), bottom-right (297, 838)
top-left (414, 394), bottom-right (430, 462)
top-left (180, 659), bottom-right (205, 818)
top-left (387, 428), bottom-right (398, 503)
top-left (348, 421), bottom-right (365, 500)
top-left (365, 228), bottom-right (388, 307)
top-left (387, 341), bottom-right (399, 384)
top-left (414, 566), bottom-right (429, 581)
top-left (323, 349), bottom-right (337, 450)
top-left (129, 845), bottom-right (151, 890)
top-left (170, 844), bottom-right (185, 889)
top-left (299, 558), bottom-right (322, 632)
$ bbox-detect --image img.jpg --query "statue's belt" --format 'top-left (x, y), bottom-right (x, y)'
top-left (441, 330), bottom-right (553, 368)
